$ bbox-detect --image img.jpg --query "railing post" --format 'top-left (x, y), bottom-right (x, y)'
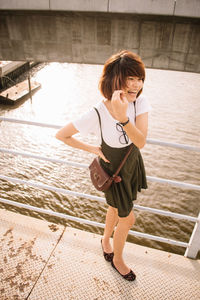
top-left (184, 213), bottom-right (200, 259)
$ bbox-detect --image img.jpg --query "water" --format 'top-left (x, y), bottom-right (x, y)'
top-left (0, 63), bottom-right (200, 257)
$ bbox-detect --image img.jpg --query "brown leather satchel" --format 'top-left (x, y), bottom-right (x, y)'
top-left (89, 107), bottom-right (133, 192)
top-left (89, 146), bottom-right (133, 192)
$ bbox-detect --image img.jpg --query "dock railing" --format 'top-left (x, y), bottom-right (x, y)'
top-left (0, 116), bottom-right (200, 259)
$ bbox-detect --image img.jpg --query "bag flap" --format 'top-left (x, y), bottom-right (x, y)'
top-left (89, 157), bottom-right (110, 188)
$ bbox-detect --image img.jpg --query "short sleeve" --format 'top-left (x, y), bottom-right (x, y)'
top-left (136, 95), bottom-right (152, 116)
top-left (73, 108), bottom-right (99, 137)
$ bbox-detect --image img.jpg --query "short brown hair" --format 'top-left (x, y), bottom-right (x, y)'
top-left (99, 50), bottom-right (145, 100)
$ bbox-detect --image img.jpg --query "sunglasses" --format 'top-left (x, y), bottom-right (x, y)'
top-left (116, 123), bottom-right (129, 145)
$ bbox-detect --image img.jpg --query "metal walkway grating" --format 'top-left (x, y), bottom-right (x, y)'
top-left (0, 209), bottom-right (200, 300)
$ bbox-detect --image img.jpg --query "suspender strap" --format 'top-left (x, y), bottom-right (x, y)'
top-left (94, 107), bottom-right (103, 142)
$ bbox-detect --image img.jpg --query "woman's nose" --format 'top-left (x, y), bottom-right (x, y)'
top-left (132, 80), bottom-right (140, 88)
top-left (135, 80), bottom-right (143, 89)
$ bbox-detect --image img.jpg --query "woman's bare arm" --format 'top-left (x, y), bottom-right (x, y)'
top-left (55, 122), bottom-right (110, 162)
top-left (123, 112), bottom-right (148, 149)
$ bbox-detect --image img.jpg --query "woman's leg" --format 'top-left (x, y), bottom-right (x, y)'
top-left (102, 206), bottom-right (119, 253)
top-left (113, 210), bottom-right (135, 275)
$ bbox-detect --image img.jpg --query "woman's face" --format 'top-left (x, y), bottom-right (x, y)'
top-left (123, 76), bottom-right (143, 102)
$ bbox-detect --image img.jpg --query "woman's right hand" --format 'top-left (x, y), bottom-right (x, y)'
top-left (111, 90), bottom-right (129, 122)
top-left (92, 146), bottom-right (110, 163)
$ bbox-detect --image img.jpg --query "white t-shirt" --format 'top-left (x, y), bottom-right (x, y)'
top-left (73, 95), bottom-right (151, 148)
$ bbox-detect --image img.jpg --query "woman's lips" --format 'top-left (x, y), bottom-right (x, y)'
top-left (128, 91), bottom-right (137, 95)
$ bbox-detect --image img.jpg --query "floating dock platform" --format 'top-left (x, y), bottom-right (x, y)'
top-left (0, 79), bottom-right (41, 105)
top-left (0, 209), bottom-right (199, 300)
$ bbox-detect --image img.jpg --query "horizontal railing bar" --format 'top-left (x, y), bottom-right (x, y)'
top-left (0, 197), bottom-right (188, 248)
top-left (0, 197), bottom-right (105, 228)
top-left (147, 138), bottom-right (200, 152)
top-left (146, 176), bottom-right (200, 191)
top-left (0, 175), bottom-right (198, 223)
top-left (0, 117), bottom-right (61, 129)
top-left (1, 117), bottom-right (200, 152)
top-left (0, 175), bottom-right (105, 203)
top-left (0, 148), bottom-right (88, 169)
top-left (128, 230), bottom-right (188, 248)
top-left (1, 148), bottom-right (200, 191)
top-left (133, 205), bottom-right (198, 223)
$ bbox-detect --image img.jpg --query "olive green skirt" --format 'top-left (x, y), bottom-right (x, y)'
top-left (100, 140), bottom-right (147, 218)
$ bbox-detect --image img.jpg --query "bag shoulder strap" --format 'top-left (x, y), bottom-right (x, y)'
top-left (113, 144), bottom-right (134, 177)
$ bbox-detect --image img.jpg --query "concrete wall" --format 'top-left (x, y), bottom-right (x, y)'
top-left (0, 11), bottom-right (200, 73)
top-left (50, 0), bottom-right (108, 12)
top-left (0, 0), bottom-right (50, 11)
top-left (175, 0), bottom-right (200, 18)
top-left (0, 0), bottom-right (200, 18)
top-left (109, 0), bottom-right (175, 15)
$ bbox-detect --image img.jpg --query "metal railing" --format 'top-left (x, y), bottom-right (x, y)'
top-left (0, 117), bottom-right (200, 259)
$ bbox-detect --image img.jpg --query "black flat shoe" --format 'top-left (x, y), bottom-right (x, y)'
top-left (111, 260), bottom-right (136, 281)
top-left (101, 239), bottom-right (114, 262)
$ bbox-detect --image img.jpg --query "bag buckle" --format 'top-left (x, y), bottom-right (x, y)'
top-left (113, 175), bottom-right (121, 183)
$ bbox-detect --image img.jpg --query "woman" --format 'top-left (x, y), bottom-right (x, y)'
top-left (56, 50), bottom-right (151, 281)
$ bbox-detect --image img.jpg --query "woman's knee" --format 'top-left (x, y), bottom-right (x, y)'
top-left (119, 211), bottom-right (135, 228)
top-left (108, 206), bottom-right (118, 216)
